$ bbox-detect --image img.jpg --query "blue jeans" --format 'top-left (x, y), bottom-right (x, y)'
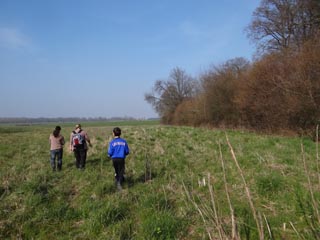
top-left (50, 149), bottom-right (63, 170)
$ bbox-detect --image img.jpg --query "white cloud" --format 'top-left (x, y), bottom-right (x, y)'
top-left (0, 27), bottom-right (31, 49)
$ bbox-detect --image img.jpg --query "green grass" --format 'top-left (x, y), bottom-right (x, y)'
top-left (0, 121), bottom-right (319, 239)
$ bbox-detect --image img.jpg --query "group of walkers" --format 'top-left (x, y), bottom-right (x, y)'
top-left (49, 124), bottom-right (130, 190)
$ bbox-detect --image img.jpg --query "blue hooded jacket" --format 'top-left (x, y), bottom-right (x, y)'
top-left (108, 137), bottom-right (129, 159)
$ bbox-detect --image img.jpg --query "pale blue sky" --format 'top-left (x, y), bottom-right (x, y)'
top-left (0, 0), bottom-right (260, 118)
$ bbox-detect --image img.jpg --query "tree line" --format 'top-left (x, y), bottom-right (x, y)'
top-left (0, 117), bottom-right (141, 124)
top-left (145, 0), bottom-right (320, 134)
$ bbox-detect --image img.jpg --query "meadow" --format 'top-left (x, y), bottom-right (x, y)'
top-left (0, 121), bottom-right (319, 239)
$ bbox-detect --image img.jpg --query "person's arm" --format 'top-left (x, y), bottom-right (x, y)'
top-left (70, 133), bottom-right (73, 151)
top-left (125, 141), bottom-right (129, 156)
top-left (84, 132), bottom-right (92, 147)
top-left (107, 142), bottom-right (113, 158)
top-left (60, 136), bottom-right (65, 146)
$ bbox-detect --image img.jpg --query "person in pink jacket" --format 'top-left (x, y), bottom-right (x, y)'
top-left (70, 124), bottom-right (92, 170)
top-left (49, 126), bottom-right (65, 171)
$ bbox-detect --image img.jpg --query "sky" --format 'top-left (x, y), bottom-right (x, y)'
top-left (0, 0), bottom-right (261, 119)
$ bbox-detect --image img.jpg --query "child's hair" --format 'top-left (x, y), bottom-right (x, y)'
top-left (113, 127), bottom-right (121, 136)
top-left (53, 126), bottom-right (61, 137)
top-left (53, 129), bottom-right (60, 138)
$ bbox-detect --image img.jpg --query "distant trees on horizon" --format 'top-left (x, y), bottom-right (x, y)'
top-left (0, 116), bottom-right (157, 124)
top-left (145, 0), bottom-right (320, 134)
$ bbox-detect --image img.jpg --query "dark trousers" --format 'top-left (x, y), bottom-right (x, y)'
top-left (112, 158), bottom-right (125, 184)
top-left (74, 149), bottom-right (87, 169)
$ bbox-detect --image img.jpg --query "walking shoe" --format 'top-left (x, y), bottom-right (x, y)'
top-left (116, 182), bottom-right (122, 191)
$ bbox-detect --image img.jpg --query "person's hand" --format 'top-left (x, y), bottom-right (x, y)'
top-left (89, 142), bottom-right (92, 147)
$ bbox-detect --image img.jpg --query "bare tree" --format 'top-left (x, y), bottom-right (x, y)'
top-left (200, 57), bottom-right (250, 126)
top-left (246, 0), bottom-right (320, 54)
top-left (145, 67), bottom-right (198, 123)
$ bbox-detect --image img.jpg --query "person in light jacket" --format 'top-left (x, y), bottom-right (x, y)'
top-left (49, 126), bottom-right (65, 171)
top-left (70, 124), bottom-right (92, 170)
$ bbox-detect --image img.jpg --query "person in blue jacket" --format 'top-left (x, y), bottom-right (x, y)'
top-left (107, 127), bottom-right (130, 190)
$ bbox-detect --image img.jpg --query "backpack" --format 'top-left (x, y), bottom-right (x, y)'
top-left (72, 130), bottom-right (84, 147)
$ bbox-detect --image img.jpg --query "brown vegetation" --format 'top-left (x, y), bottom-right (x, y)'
top-left (146, 0), bottom-right (320, 134)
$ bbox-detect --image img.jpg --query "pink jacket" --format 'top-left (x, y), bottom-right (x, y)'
top-left (49, 134), bottom-right (65, 150)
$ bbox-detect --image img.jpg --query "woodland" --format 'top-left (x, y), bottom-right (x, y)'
top-left (145, 0), bottom-right (320, 135)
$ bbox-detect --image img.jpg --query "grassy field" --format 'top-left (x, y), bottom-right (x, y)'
top-left (0, 121), bottom-right (319, 239)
